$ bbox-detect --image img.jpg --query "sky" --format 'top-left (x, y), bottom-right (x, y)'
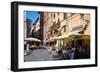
top-left (24, 11), bottom-right (40, 26)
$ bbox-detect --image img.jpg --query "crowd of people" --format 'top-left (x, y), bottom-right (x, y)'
top-left (47, 40), bottom-right (90, 60)
top-left (24, 41), bottom-right (43, 56)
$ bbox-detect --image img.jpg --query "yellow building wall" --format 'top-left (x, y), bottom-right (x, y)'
top-left (84, 23), bottom-right (90, 35)
top-left (60, 13), bottom-right (90, 36)
top-left (68, 14), bottom-right (82, 32)
top-left (84, 14), bottom-right (90, 35)
top-left (45, 12), bottom-right (90, 41)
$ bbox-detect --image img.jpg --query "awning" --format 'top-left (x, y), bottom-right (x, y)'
top-left (57, 32), bottom-right (90, 40)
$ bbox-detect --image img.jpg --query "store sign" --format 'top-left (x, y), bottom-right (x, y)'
top-left (71, 25), bottom-right (83, 32)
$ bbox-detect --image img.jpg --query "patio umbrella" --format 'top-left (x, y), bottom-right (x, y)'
top-left (24, 37), bottom-right (41, 42)
top-left (67, 32), bottom-right (90, 40)
top-left (57, 32), bottom-right (81, 39)
top-left (57, 35), bottom-right (74, 40)
top-left (50, 37), bottom-right (58, 40)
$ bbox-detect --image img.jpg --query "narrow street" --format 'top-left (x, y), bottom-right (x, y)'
top-left (24, 48), bottom-right (53, 62)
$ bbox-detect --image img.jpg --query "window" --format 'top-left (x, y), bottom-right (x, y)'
top-left (58, 12), bottom-right (59, 15)
top-left (54, 12), bottom-right (55, 18)
top-left (66, 13), bottom-right (72, 18)
top-left (57, 19), bottom-right (60, 24)
top-left (63, 25), bottom-right (66, 32)
top-left (64, 13), bottom-right (66, 20)
top-left (63, 25), bottom-right (69, 33)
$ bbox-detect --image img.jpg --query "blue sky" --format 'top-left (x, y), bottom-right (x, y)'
top-left (24, 11), bottom-right (40, 26)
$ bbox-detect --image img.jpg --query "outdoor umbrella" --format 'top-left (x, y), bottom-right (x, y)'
top-left (57, 32), bottom-right (82, 39)
top-left (50, 37), bottom-right (58, 40)
top-left (66, 32), bottom-right (90, 40)
top-left (24, 37), bottom-right (41, 42)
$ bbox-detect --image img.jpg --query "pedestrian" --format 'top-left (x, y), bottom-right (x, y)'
top-left (51, 48), bottom-right (58, 58)
top-left (67, 42), bottom-right (76, 59)
top-left (48, 44), bottom-right (53, 54)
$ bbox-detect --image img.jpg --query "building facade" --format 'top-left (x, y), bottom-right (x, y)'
top-left (43, 12), bottom-right (90, 45)
top-left (24, 18), bottom-right (32, 38)
top-left (30, 12), bottom-right (44, 42)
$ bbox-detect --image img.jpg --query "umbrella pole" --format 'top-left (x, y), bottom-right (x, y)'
top-left (26, 43), bottom-right (29, 51)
